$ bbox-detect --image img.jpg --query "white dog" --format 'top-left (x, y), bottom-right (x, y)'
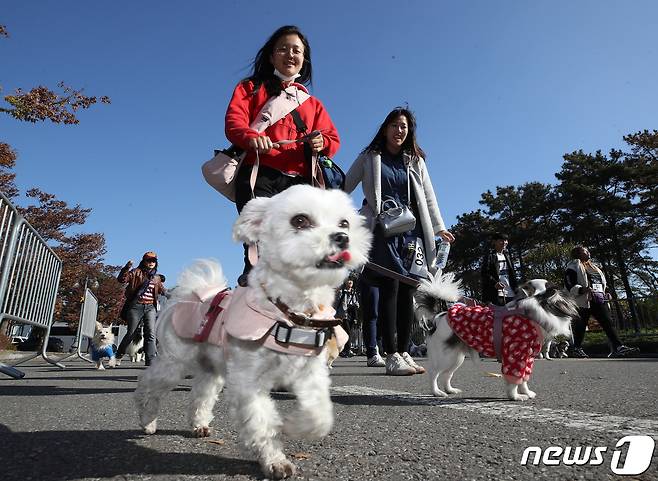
top-left (415, 276), bottom-right (578, 401)
top-left (90, 322), bottom-right (117, 370)
top-left (134, 185), bottom-right (371, 479)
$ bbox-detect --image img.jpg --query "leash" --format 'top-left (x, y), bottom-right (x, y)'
top-left (271, 298), bottom-right (342, 328)
top-left (365, 262), bottom-right (420, 287)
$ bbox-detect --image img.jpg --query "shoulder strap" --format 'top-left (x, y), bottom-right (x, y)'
top-left (250, 86), bottom-right (311, 133)
top-left (289, 108), bottom-right (307, 133)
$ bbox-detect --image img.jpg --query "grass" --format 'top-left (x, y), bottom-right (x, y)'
top-left (581, 328), bottom-right (658, 355)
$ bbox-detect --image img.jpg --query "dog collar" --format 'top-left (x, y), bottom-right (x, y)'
top-left (271, 298), bottom-right (342, 329)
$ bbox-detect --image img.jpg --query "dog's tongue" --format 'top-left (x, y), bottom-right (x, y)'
top-left (328, 251), bottom-right (351, 262)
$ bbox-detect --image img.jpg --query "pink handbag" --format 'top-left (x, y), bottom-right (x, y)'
top-left (202, 145), bottom-right (246, 202)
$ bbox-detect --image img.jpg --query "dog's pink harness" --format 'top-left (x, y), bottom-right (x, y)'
top-left (171, 286), bottom-right (347, 356)
top-left (447, 304), bottom-right (543, 384)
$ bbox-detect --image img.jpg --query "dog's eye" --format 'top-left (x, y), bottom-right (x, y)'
top-left (338, 219), bottom-right (349, 229)
top-left (290, 214), bottom-right (312, 230)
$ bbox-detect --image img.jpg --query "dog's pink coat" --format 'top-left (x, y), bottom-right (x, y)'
top-left (171, 286), bottom-right (348, 356)
top-left (447, 304), bottom-right (543, 384)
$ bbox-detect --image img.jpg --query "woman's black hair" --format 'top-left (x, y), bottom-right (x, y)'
top-left (362, 107), bottom-right (426, 159)
top-left (245, 25), bottom-right (312, 97)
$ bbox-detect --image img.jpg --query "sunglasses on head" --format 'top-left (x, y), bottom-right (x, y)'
top-left (145, 258), bottom-right (157, 263)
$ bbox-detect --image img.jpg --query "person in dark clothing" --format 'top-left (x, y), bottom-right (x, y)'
top-left (335, 279), bottom-right (360, 357)
top-left (481, 232), bottom-right (518, 306)
top-left (116, 251), bottom-right (166, 366)
top-left (564, 245), bottom-right (639, 358)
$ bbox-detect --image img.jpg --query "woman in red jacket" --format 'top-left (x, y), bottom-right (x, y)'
top-left (225, 25), bottom-right (340, 285)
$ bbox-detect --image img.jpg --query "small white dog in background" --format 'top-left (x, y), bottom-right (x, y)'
top-left (135, 185), bottom-right (371, 479)
top-left (90, 322), bottom-right (117, 370)
top-left (415, 276), bottom-right (578, 401)
top-left (125, 325), bottom-right (145, 363)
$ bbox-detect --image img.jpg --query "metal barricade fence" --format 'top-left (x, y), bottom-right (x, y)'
top-left (58, 286), bottom-right (98, 364)
top-left (0, 191), bottom-right (62, 379)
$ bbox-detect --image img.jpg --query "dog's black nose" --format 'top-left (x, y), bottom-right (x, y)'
top-left (330, 232), bottom-right (349, 249)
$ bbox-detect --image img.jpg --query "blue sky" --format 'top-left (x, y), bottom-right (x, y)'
top-left (2, 1), bottom-right (657, 285)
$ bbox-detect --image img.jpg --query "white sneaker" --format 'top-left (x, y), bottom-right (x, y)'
top-left (367, 353), bottom-right (385, 367)
top-left (385, 353), bottom-right (416, 376)
top-left (401, 352), bottom-right (426, 374)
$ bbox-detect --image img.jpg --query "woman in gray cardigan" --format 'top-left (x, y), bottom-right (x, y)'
top-left (344, 107), bottom-right (454, 375)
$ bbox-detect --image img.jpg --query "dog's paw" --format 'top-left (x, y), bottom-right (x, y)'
top-left (193, 426), bottom-right (212, 438)
top-left (262, 459), bottom-right (296, 480)
top-left (96, 364), bottom-right (105, 370)
top-left (519, 388), bottom-right (536, 399)
top-left (508, 393), bottom-right (529, 401)
top-left (143, 420), bottom-right (157, 434)
top-left (445, 387), bottom-right (462, 394)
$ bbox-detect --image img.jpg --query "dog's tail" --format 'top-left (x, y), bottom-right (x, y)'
top-left (172, 259), bottom-right (228, 302)
top-left (415, 272), bottom-right (463, 331)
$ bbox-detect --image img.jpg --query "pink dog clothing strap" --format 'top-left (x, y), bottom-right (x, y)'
top-left (491, 304), bottom-right (526, 363)
top-left (194, 289), bottom-right (231, 342)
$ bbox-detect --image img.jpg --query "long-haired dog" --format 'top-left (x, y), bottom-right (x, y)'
top-left (134, 185), bottom-right (371, 479)
top-left (415, 276), bottom-right (578, 401)
top-left (90, 322), bottom-right (117, 370)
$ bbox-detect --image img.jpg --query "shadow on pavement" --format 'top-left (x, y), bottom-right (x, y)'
top-left (0, 385), bottom-right (191, 396)
top-left (0, 424), bottom-right (260, 480)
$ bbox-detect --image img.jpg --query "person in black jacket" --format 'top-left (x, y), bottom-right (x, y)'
top-left (481, 232), bottom-right (518, 305)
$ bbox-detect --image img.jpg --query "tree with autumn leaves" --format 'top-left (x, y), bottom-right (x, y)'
top-left (0, 23), bottom-right (122, 331)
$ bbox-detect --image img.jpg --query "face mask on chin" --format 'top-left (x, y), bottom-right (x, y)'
top-left (274, 69), bottom-right (301, 82)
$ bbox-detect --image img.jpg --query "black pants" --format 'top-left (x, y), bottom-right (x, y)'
top-left (235, 164), bottom-right (307, 275)
top-left (359, 279), bottom-right (381, 358)
top-left (363, 269), bottom-right (414, 355)
top-left (572, 302), bottom-right (622, 350)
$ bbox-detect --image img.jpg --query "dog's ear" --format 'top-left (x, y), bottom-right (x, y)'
top-left (232, 196), bottom-right (272, 243)
top-left (95, 321), bottom-right (103, 331)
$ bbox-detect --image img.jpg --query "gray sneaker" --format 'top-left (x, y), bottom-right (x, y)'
top-left (385, 353), bottom-right (416, 376)
top-left (367, 353), bottom-right (385, 367)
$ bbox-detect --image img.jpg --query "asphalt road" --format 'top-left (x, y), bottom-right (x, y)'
top-left (0, 353), bottom-right (657, 481)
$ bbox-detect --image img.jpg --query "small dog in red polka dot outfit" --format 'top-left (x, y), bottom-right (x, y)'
top-left (415, 275), bottom-right (578, 401)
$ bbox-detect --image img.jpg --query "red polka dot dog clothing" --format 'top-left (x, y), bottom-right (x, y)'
top-left (447, 304), bottom-right (543, 385)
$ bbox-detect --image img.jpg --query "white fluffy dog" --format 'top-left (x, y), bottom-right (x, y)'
top-left (90, 322), bottom-right (117, 370)
top-left (134, 185), bottom-right (371, 479)
top-left (415, 276), bottom-right (578, 401)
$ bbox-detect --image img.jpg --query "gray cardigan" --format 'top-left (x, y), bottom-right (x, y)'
top-left (344, 150), bottom-right (446, 270)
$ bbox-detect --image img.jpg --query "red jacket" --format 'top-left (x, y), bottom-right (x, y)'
top-left (225, 80), bottom-right (340, 177)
